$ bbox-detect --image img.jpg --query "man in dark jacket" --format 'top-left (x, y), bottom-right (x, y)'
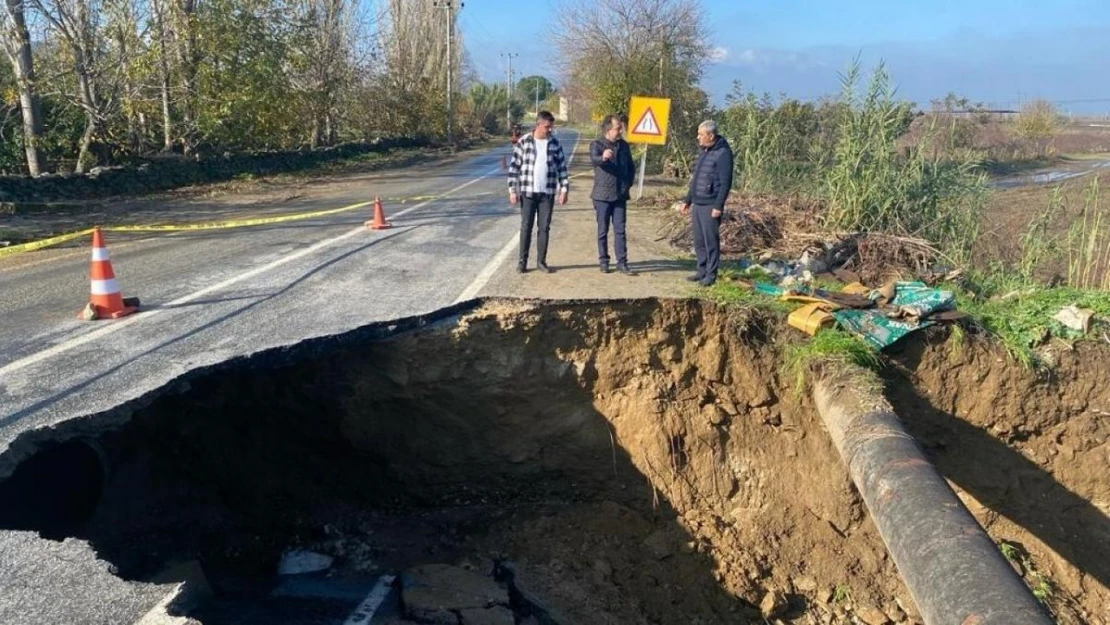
top-left (681, 120), bottom-right (734, 287)
top-left (590, 114), bottom-right (636, 274)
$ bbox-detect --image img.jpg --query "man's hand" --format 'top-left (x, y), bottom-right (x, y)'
top-left (602, 148), bottom-right (614, 161)
top-left (680, 202), bottom-right (691, 216)
top-left (711, 208), bottom-right (722, 219)
top-left (558, 191), bottom-right (568, 206)
top-left (509, 192), bottom-right (518, 206)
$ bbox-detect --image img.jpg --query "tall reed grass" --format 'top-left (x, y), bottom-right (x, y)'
top-left (717, 58), bottom-right (990, 265)
top-left (1066, 177), bottom-right (1110, 289)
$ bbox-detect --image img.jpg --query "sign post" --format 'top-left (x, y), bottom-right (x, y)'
top-left (625, 95), bottom-right (671, 200)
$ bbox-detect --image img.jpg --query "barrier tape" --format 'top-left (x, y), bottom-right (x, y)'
top-left (0, 191), bottom-right (498, 259)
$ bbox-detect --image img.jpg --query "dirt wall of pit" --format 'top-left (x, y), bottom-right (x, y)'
top-left (0, 298), bottom-right (1106, 624)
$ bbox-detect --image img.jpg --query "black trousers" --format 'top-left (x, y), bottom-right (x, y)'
top-left (519, 193), bottom-right (555, 266)
top-left (692, 204), bottom-right (721, 280)
top-left (593, 199), bottom-right (628, 265)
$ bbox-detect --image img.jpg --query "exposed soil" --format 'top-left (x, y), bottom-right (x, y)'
top-left (0, 299), bottom-right (1106, 624)
top-left (884, 329), bottom-right (1110, 625)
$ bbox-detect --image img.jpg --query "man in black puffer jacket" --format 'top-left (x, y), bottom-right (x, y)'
top-left (590, 114), bottom-right (636, 274)
top-left (680, 120), bottom-right (734, 287)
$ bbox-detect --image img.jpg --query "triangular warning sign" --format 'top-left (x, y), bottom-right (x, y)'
top-left (632, 107), bottom-right (662, 135)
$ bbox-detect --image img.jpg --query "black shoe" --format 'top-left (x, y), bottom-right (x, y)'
top-left (537, 263), bottom-right (553, 273)
top-left (686, 274), bottom-right (705, 282)
top-left (517, 262), bottom-right (527, 273)
top-left (698, 276), bottom-right (716, 287)
top-left (600, 263), bottom-right (610, 273)
top-left (617, 263), bottom-right (634, 275)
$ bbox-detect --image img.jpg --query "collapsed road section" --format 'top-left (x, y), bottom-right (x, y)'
top-left (0, 298), bottom-right (1107, 624)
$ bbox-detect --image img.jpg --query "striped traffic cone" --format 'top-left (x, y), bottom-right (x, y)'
top-left (79, 227), bottom-right (138, 320)
top-left (365, 197), bottom-right (392, 230)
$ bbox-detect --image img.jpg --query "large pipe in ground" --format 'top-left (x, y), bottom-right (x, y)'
top-left (812, 371), bottom-right (1054, 625)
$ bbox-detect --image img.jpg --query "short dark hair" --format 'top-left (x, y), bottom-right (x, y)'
top-left (536, 110), bottom-right (555, 123)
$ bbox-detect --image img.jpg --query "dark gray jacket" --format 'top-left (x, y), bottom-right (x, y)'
top-left (684, 136), bottom-right (734, 211)
top-left (589, 137), bottom-right (635, 202)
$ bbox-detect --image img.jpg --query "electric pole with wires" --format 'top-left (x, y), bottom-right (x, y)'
top-left (501, 52), bottom-right (518, 131)
top-left (433, 0), bottom-right (463, 146)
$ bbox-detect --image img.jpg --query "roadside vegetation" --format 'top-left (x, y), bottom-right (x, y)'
top-left (0, 0), bottom-right (548, 178)
top-left (559, 0), bottom-right (1110, 369)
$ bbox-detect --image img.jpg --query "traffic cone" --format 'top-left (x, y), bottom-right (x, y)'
top-left (365, 197), bottom-right (392, 230)
top-left (79, 227), bottom-right (138, 320)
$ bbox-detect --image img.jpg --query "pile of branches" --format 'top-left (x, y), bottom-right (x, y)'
top-left (655, 192), bottom-right (952, 284)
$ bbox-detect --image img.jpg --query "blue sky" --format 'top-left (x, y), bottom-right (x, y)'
top-left (459, 0), bottom-right (1110, 114)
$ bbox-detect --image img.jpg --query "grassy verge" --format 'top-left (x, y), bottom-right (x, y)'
top-left (699, 257), bottom-right (1110, 373)
top-left (956, 280), bottom-right (1110, 367)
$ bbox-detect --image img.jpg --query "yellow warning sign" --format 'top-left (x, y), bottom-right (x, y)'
top-left (626, 96), bottom-right (671, 145)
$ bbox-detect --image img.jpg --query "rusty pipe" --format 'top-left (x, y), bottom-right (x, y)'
top-left (813, 373), bottom-right (1054, 625)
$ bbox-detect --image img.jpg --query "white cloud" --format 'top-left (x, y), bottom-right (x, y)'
top-left (735, 49), bottom-right (759, 66)
top-left (708, 47), bottom-right (729, 63)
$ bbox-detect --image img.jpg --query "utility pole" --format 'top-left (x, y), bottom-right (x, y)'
top-left (434, 0), bottom-right (463, 146)
top-left (501, 52), bottom-right (518, 130)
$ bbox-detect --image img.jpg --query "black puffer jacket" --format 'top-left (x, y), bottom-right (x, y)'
top-left (684, 135), bottom-right (734, 211)
top-left (589, 137), bottom-right (635, 202)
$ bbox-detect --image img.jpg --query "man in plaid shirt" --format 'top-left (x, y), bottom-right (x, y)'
top-left (508, 110), bottom-right (569, 273)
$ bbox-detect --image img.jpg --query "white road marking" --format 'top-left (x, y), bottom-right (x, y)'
top-left (455, 233), bottom-right (520, 303)
top-left (453, 132), bottom-right (583, 304)
top-left (0, 165), bottom-right (502, 381)
top-left (343, 575), bottom-right (397, 625)
top-left (131, 583), bottom-right (194, 625)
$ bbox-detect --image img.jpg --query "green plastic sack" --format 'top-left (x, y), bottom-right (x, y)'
top-left (891, 281), bottom-right (955, 318)
top-left (831, 308), bottom-right (932, 350)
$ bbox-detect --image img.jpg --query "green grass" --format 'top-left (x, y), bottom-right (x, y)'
top-left (955, 280), bottom-right (1110, 367)
top-left (997, 540), bottom-right (1057, 610)
top-left (784, 328), bottom-right (881, 390)
top-left (702, 277), bottom-right (794, 314)
top-left (832, 584), bottom-right (853, 605)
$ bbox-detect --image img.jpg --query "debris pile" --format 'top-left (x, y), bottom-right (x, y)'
top-left (656, 193), bottom-right (950, 285)
top-left (736, 270), bottom-right (966, 349)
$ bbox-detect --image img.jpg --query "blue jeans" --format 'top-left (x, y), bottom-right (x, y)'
top-left (593, 200), bottom-right (627, 265)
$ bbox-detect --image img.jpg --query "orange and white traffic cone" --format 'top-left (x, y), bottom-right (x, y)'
top-left (365, 197), bottom-right (392, 230)
top-left (79, 227), bottom-right (138, 320)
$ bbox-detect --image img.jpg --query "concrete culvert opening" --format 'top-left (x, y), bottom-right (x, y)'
top-left (1, 298), bottom-right (1107, 624)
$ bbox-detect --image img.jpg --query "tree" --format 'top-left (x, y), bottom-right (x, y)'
top-left (289, 0), bottom-right (357, 147)
top-left (30, 0), bottom-right (116, 172)
top-left (555, 0), bottom-right (711, 171)
top-left (1013, 99), bottom-right (1060, 158)
top-left (1, 0), bottom-right (46, 174)
top-left (515, 75), bottom-right (552, 110)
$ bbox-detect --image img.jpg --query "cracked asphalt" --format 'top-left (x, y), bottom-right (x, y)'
top-left (0, 130), bottom-right (582, 625)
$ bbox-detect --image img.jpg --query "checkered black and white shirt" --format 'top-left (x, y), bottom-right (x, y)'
top-left (508, 132), bottom-right (569, 196)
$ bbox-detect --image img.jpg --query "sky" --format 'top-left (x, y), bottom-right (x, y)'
top-left (458, 0), bottom-right (1110, 115)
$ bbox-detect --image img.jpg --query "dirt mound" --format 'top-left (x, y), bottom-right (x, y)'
top-left (1, 299), bottom-right (1106, 624)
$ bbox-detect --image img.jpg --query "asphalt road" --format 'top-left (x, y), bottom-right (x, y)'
top-left (0, 130), bottom-right (581, 625)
